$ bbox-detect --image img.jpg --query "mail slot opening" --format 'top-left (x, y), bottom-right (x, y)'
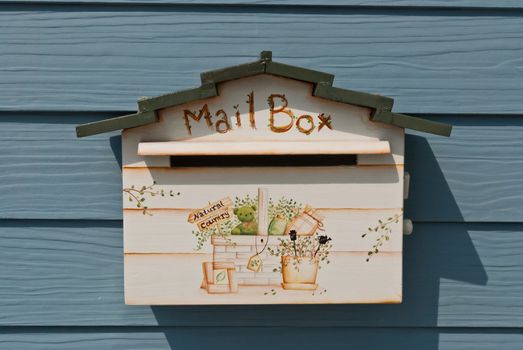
top-left (170, 154), bottom-right (357, 167)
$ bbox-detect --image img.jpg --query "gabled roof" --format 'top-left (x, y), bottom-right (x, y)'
top-left (76, 51), bottom-right (451, 137)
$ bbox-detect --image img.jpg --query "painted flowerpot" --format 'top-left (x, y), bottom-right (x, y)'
top-left (281, 256), bottom-right (319, 291)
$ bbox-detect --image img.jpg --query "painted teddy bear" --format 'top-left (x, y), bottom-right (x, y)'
top-left (231, 205), bottom-right (258, 235)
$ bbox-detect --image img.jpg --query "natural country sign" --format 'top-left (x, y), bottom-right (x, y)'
top-left (188, 197), bottom-right (234, 231)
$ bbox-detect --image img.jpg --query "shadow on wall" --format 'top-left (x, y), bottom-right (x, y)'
top-left (145, 327), bottom-right (501, 350)
top-left (110, 135), bottom-right (123, 170)
top-left (140, 134), bottom-right (487, 350)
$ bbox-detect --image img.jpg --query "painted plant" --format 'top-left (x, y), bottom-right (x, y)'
top-left (362, 211), bottom-right (403, 261)
top-left (123, 181), bottom-right (178, 215)
top-left (268, 230), bottom-right (332, 291)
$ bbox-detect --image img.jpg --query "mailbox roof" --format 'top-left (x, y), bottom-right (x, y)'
top-left (76, 51), bottom-right (452, 138)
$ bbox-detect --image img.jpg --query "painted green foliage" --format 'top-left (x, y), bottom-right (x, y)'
top-left (192, 194), bottom-right (303, 249)
top-left (123, 182), bottom-right (178, 215)
top-left (268, 232), bottom-right (333, 272)
top-left (362, 211), bottom-right (403, 261)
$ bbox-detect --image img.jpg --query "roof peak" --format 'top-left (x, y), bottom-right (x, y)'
top-left (198, 51), bottom-right (335, 88)
top-left (76, 51), bottom-right (451, 138)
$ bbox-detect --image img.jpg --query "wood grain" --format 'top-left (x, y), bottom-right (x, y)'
top-left (0, 327), bottom-right (521, 350)
top-left (124, 252), bottom-right (402, 305)
top-left (0, 220), bottom-right (521, 326)
top-left (4, 1), bottom-right (523, 9)
top-left (0, 139), bottom-right (122, 220)
top-left (0, 7), bottom-right (522, 113)
top-left (122, 166), bottom-right (403, 209)
top-left (405, 116), bottom-right (523, 222)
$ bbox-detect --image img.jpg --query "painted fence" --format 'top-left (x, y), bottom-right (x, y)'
top-left (0, 1), bottom-right (522, 349)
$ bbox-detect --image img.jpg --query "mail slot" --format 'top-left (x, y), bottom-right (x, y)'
top-left (76, 51), bottom-right (451, 305)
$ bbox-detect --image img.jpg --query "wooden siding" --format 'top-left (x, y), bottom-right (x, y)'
top-left (6, 1), bottom-right (523, 7)
top-left (0, 114), bottom-right (520, 222)
top-left (1, 5), bottom-right (523, 113)
top-left (0, 328), bottom-right (521, 350)
top-left (0, 0), bottom-right (522, 348)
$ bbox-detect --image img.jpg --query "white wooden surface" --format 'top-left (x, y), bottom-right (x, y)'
top-left (124, 208), bottom-right (403, 253)
top-left (137, 140), bottom-right (391, 156)
top-left (125, 252), bottom-right (402, 305)
top-left (122, 74), bottom-right (404, 304)
top-left (122, 166), bottom-right (403, 209)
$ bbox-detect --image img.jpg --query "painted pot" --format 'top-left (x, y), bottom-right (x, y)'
top-left (281, 256), bottom-right (319, 291)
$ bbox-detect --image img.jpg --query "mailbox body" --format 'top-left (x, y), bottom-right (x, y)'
top-left (122, 74), bottom-right (405, 305)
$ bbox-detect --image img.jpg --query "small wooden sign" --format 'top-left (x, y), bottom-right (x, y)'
top-left (188, 197), bottom-right (234, 231)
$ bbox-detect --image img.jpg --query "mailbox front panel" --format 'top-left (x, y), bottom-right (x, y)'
top-left (122, 75), bottom-right (404, 305)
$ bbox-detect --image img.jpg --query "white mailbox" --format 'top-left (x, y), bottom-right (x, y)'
top-left (77, 51), bottom-right (451, 305)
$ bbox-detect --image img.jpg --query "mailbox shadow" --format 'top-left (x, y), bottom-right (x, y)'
top-left (149, 134), bottom-right (487, 350)
top-left (109, 135), bottom-right (123, 170)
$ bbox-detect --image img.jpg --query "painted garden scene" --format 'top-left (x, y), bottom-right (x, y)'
top-left (124, 181), bottom-right (403, 303)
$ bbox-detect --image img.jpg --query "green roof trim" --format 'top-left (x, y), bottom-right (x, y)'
top-left (199, 51), bottom-right (333, 86)
top-left (259, 50), bottom-right (273, 61)
top-left (76, 110), bottom-right (157, 138)
top-left (138, 83), bottom-right (217, 113)
top-left (373, 110), bottom-right (452, 137)
top-left (266, 61), bottom-right (334, 86)
top-left (76, 50), bottom-right (452, 138)
top-left (314, 83), bottom-right (393, 111)
top-left (200, 60), bottom-right (266, 85)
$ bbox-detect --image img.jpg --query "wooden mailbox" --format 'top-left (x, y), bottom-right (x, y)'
top-left (77, 51), bottom-right (451, 305)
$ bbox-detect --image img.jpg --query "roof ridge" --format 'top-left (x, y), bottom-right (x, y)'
top-left (76, 50), bottom-right (452, 138)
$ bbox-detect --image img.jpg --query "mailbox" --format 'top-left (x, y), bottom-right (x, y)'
top-left (77, 51), bottom-right (451, 305)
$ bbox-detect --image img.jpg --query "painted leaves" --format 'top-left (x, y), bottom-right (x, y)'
top-left (123, 181), bottom-right (178, 215)
top-left (362, 212), bottom-right (403, 261)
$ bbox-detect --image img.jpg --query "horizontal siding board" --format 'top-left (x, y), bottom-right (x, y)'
top-left (0, 7), bottom-right (522, 113)
top-left (0, 220), bottom-right (521, 326)
top-left (4, 1), bottom-right (523, 9)
top-left (1, 114), bottom-right (521, 222)
top-left (0, 112), bottom-right (123, 141)
top-left (0, 327), bottom-right (522, 350)
top-left (405, 115), bottom-right (523, 222)
top-left (0, 139), bottom-right (122, 220)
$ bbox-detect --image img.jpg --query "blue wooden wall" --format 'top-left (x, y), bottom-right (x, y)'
top-left (1, 1), bottom-right (522, 349)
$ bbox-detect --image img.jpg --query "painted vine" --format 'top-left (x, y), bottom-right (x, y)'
top-left (123, 181), bottom-right (179, 215)
top-left (361, 211), bottom-right (403, 261)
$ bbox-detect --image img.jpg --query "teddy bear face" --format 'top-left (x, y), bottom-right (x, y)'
top-left (233, 205), bottom-right (256, 222)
